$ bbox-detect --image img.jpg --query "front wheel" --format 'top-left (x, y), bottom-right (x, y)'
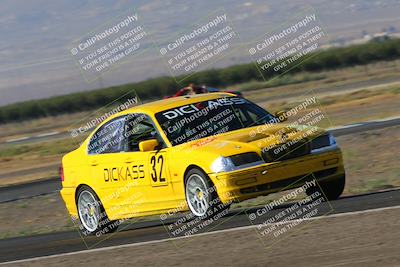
top-left (185, 168), bottom-right (230, 218)
top-left (306, 175), bottom-right (345, 201)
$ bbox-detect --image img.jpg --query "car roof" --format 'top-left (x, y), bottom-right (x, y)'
top-left (119, 92), bottom-right (234, 116)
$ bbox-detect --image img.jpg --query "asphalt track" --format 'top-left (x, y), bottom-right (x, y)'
top-left (1, 116), bottom-right (399, 203)
top-left (1, 189), bottom-right (399, 264)
top-left (0, 178), bottom-right (59, 203)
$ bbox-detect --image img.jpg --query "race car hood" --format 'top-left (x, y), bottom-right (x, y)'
top-left (182, 123), bottom-right (327, 158)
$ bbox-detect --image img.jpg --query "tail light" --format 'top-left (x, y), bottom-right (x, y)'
top-left (59, 165), bottom-right (65, 182)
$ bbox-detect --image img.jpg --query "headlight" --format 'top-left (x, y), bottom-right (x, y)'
top-left (328, 133), bottom-right (337, 145)
top-left (311, 133), bottom-right (338, 153)
top-left (210, 156), bottom-right (235, 173)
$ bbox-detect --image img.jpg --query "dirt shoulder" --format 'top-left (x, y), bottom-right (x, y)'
top-left (7, 206), bottom-right (400, 267)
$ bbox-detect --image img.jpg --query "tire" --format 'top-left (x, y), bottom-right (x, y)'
top-left (306, 175), bottom-right (345, 201)
top-left (184, 168), bottom-right (230, 218)
top-left (76, 186), bottom-right (119, 236)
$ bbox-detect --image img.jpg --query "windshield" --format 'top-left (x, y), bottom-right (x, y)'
top-left (155, 97), bottom-right (276, 146)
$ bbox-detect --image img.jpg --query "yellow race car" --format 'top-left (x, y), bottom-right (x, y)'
top-left (60, 93), bottom-right (345, 235)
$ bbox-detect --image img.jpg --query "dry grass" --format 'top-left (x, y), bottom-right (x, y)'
top-left (0, 193), bottom-right (73, 239)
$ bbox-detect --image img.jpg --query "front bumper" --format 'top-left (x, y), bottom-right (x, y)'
top-left (209, 148), bottom-right (345, 203)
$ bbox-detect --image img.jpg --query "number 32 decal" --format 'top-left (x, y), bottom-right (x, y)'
top-left (150, 154), bottom-right (166, 184)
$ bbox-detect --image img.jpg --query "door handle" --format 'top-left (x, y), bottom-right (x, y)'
top-left (90, 159), bottom-right (99, 166)
top-left (125, 158), bottom-right (133, 163)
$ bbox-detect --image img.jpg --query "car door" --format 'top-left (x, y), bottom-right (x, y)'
top-left (123, 113), bottom-right (176, 214)
top-left (87, 115), bottom-right (147, 218)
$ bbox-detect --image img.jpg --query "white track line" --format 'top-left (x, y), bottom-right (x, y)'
top-left (367, 114), bottom-right (400, 122)
top-left (35, 131), bottom-right (60, 138)
top-left (328, 123), bottom-right (363, 131)
top-left (4, 136), bottom-right (29, 143)
top-left (2, 204), bottom-right (400, 265)
top-left (4, 131), bottom-right (59, 144)
top-left (328, 115), bottom-right (400, 131)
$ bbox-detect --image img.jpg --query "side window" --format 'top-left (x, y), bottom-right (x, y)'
top-left (88, 117), bottom-right (126, 154)
top-left (125, 114), bottom-right (163, 152)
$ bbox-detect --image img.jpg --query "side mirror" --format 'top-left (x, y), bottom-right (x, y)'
top-left (274, 110), bottom-right (288, 122)
top-left (139, 139), bottom-right (159, 152)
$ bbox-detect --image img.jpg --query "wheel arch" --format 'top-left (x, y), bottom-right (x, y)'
top-left (183, 165), bottom-right (218, 197)
top-left (183, 164), bottom-right (229, 217)
top-left (75, 183), bottom-right (93, 202)
top-left (183, 165), bottom-right (209, 183)
top-left (74, 183), bottom-right (113, 219)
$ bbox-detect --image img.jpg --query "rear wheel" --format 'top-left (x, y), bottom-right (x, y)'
top-left (185, 168), bottom-right (230, 218)
top-left (76, 186), bottom-right (118, 236)
top-left (306, 175), bottom-right (345, 201)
